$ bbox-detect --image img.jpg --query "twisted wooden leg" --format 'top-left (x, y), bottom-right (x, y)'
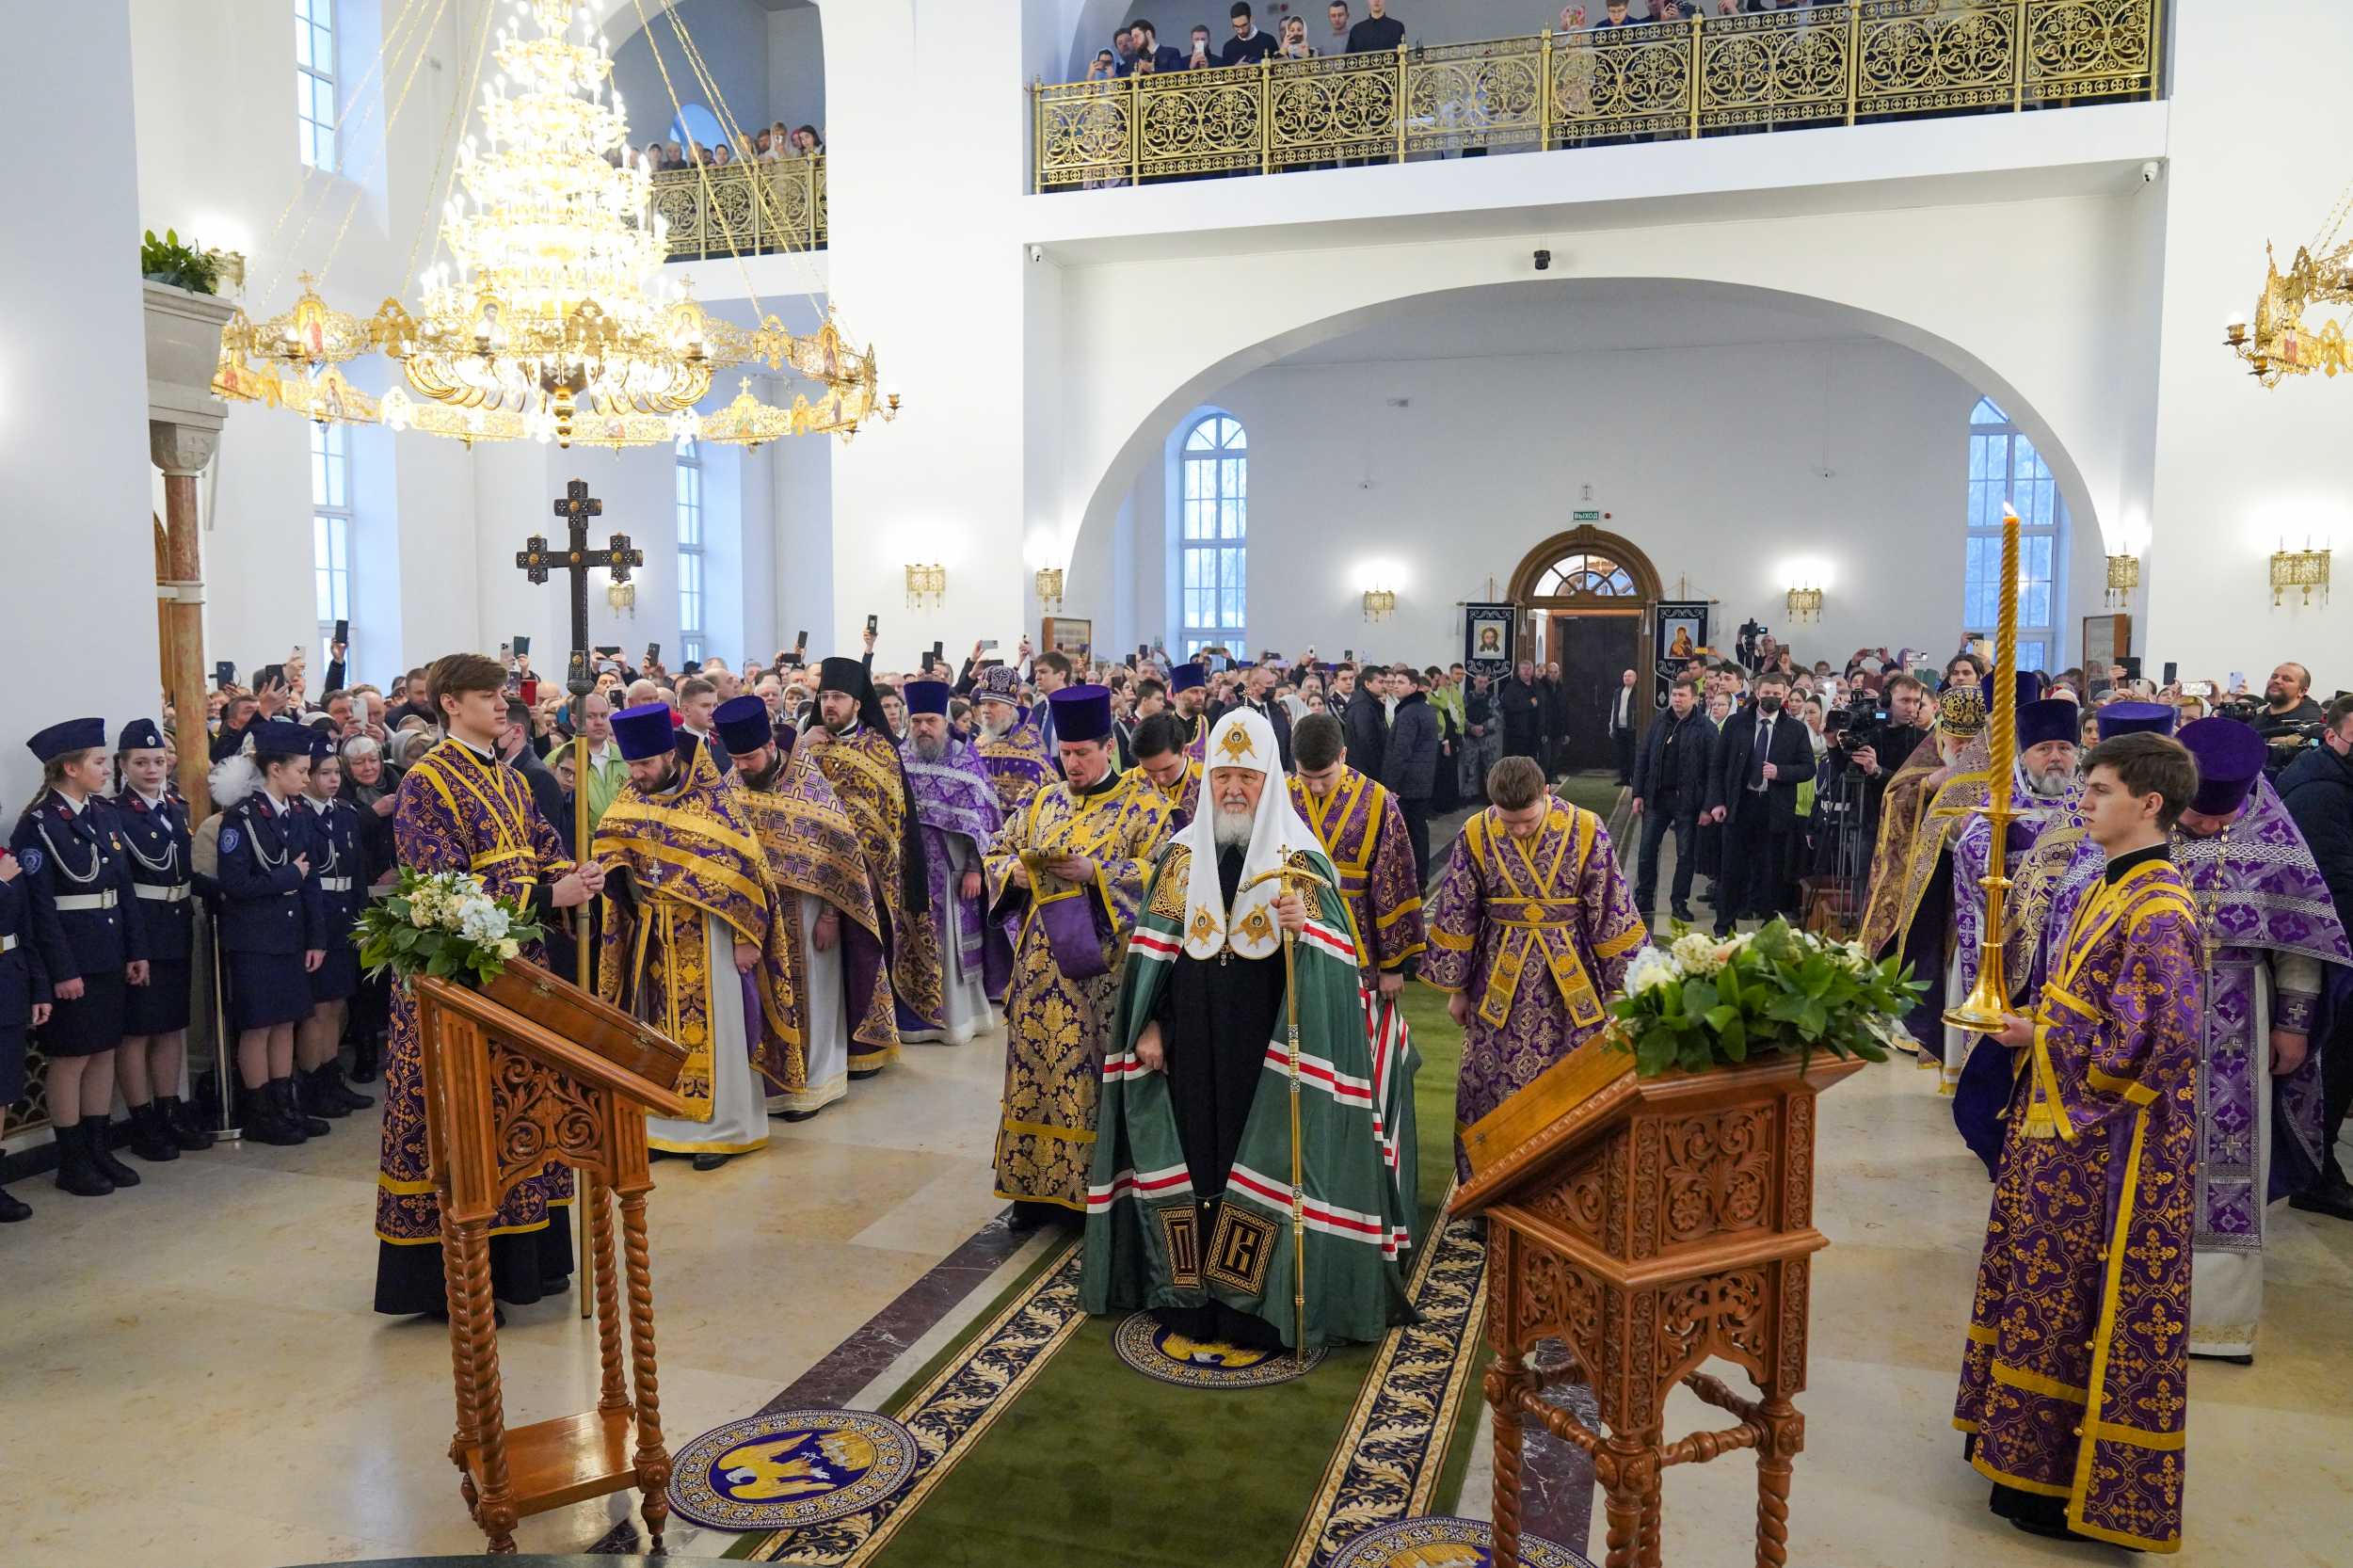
top-left (456, 1219), bottom-right (519, 1554)
top-left (1754, 1397), bottom-right (1801, 1568)
top-left (589, 1175), bottom-right (628, 1413)
top-left (1640, 1442), bottom-right (1663, 1568)
top-left (621, 1192), bottom-right (670, 1555)
top-left (442, 1201), bottom-right (484, 1479)
top-left (1600, 1434), bottom-right (1654, 1568)
top-left (1487, 1349), bottom-right (1527, 1568)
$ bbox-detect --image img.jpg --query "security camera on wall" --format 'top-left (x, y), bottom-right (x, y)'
top-left (2139, 161), bottom-right (2161, 184)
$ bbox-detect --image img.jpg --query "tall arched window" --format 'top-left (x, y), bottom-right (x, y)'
top-left (296, 0), bottom-right (339, 171)
top-left (1531, 552), bottom-right (1638, 598)
top-left (1964, 396), bottom-right (2066, 671)
top-left (1179, 413), bottom-right (1248, 657)
top-left (677, 438), bottom-right (706, 663)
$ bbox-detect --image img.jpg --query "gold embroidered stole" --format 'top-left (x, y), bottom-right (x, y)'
top-left (1463, 803), bottom-right (1609, 1030)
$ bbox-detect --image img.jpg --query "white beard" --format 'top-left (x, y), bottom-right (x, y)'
top-left (1211, 807), bottom-right (1254, 850)
top-left (2028, 766), bottom-right (2073, 798)
top-left (978, 708), bottom-right (1014, 740)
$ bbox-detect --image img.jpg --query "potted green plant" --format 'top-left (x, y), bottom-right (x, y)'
top-left (1609, 918), bottom-right (1925, 1078)
top-left (140, 228), bottom-right (222, 295)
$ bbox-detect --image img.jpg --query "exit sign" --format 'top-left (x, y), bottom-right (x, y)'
top-left (1572, 508), bottom-right (1602, 522)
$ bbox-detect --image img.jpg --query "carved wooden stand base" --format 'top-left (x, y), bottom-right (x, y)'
top-left (416, 976), bottom-right (691, 1557)
top-left (1457, 1050), bottom-right (1863, 1568)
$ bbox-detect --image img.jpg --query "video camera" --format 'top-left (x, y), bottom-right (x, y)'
top-left (1828, 690), bottom-right (1886, 754)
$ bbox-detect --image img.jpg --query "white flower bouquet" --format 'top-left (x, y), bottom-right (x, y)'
top-left (1609, 918), bottom-right (1927, 1078)
top-left (357, 868), bottom-right (544, 986)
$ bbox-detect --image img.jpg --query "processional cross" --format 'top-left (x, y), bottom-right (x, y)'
top-left (514, 478), bottom-right (643, 1320)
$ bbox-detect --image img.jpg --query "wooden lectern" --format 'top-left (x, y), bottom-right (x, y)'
top-left (1455, 1039), bottom-right (1864, 1568)
top-left (411, 967), bottom-right (693, 1556)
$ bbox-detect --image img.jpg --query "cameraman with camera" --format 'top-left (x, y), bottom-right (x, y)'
top-left (2249, 662), bottom-right (2326, 764)
top-left (1848, 672), bottom-right (1930, 857)
top-left (2279, 693), bottom-right (2353, 1222)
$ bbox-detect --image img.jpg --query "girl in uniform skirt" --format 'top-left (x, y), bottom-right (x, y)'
top-left (0, 819), bottom-right (48, 1221)
top-left (11, 718), bottom-right (150, 1196)
top-left (211, 722), bottom-right (327, 1145)
top-left (110, 718), bottom-right (215, 1162)
top-left (293, 738), bottom-right (370, 1121)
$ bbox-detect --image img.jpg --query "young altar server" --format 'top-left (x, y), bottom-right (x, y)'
top-left (1422, 755), bottom-right (1646, 1176)
top-left (1959, 730), bottom-right (2204, 1550)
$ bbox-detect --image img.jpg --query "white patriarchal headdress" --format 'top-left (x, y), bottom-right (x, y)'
top-left (1179, 708), bottom-right (1316, 962)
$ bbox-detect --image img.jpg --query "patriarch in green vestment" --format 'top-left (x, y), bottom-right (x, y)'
top-left (1082, 707), bottom-right (1417, 1352)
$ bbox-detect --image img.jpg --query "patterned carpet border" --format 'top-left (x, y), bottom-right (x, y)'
top-left (1285, 1197), bottom-right (1492, 1568)
top-left (744, 1239), bottom-right (1088, 1564)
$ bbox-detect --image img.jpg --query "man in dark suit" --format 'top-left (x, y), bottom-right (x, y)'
top-left (1606, 667), bottom-right (1641, 785)
top-left (1343, 666), bottom-right (1389, 782)
top-left (1221, 1), bottom-right (1278, 64)
top-left (1122, 19), bottom-right (1186, 74)
top-left (1630, 678), bottom-right (1711, 923)
top-left (1497, 660), bottom-right (1545, 763)
top-left (1703, 670), bottom-right (1814, 937)
top-left (1382, 666), bottom-right (1440, 885)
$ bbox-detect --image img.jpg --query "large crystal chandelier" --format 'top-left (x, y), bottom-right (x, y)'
top-left (215, 0), bottom-right (889, 449)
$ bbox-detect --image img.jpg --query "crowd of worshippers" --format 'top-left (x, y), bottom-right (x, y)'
top-left (1087, 1), bottom-right (1828, 80)
top-left (620, 122), bottom-right (824, 174)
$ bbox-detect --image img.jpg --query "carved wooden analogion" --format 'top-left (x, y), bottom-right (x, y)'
top-left (1455, 1040), bottom-right (1863, 1568)
top-left (412, 968), bottom-right (691, 1556)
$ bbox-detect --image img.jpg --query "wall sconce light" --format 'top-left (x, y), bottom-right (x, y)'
top-left (2105, 552), bottom-right (2140, 605)
top-left (1785, 585), bottom-right (1823, 623)
top-left (904, 562), bottom-right (947, 610)
top-left (1362, 587), bottom-right (1397, 622)
top-left (1034, 567), bottom-right (1065, 614)
top-left (605, 579), bottom-right (635, 616)
top-left (2270, 544), bottom-right (2331, 607)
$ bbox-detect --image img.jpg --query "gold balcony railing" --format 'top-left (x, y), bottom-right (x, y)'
top-left (651, 156), bottom-right (827, 260)
top-left (1031, 0), bottom-right (2157, 190)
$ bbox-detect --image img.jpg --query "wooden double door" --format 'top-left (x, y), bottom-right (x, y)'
top-left (1543, 611), bottom-right (1643, 773)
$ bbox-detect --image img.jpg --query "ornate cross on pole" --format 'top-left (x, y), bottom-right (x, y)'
top-left (514, 477), bottom-right (643, 1320)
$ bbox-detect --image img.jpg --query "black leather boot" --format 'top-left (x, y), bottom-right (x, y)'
top-left (0, 1182), bottom-right (28, 1222)
top-left (244, 1080), bottom-right (304, 1146)
top-left (318, 1060), bottom-right (372, 1112)
top-left (53, 1125), bottom-right (115, 1197)
top-left (86, 1119), bottom-right (142, 1188)
top-left (125, 1100), bottom-right (180, 1162)
top-left (350, 1033), bottom-right (380, 1083)
top-left (302, 1064), bottom-right (354, 1119)
top-left (158, 1094), bottom-right (216, 1151)
top-left (281, 1076), bottom-right (329, 1136)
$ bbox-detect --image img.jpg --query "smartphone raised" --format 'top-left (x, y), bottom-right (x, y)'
top-left (514, 634), bottom-right (532, 659)
top-left (2162, 660), bottom-right (2178, 686)
top-left (866, 614), bottom-right (880, 636)
top-left (214, 660), bottom-right (236, 688)
top-left (520, 679), bottom-right (539, 705)
top-left (333, 617), bottom-right (349, 648)
top-left (979, 638), bottom-right (999, 652)
top-left (647, 642), bottom-right (661, 664)
top-left (2183, 680), bottom-right (2215, 700)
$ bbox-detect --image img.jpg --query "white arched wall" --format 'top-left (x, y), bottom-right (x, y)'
top-left (1038, 192), bottom-right (2156, 648)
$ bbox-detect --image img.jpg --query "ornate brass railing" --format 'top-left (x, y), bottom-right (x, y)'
top-left (1032, 0), bottom-right (2156, 189)
top-left (651, 156), bottom-right (827, 260)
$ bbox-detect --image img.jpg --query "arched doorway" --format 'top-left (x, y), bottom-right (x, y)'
top-left (1508, 525), bottom-right (1661, 772)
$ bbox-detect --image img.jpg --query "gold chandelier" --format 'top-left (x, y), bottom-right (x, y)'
top-left (214, 0), bottom-right (890, 449)
top-left (2224, 236), bottom-right (2353, 386)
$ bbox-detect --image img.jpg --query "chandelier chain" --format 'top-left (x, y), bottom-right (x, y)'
top-left (406, 0), bottom-right (501, 296)
top-left (321, 0), bottom-right (454, 285)
top-left (626, 0), bottom-right (768, 321)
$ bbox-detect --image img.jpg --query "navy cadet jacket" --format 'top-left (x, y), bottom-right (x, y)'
top-left (0, 868), bottom-right (53, 1027)
top-left (9, 789), bottom-right (147, 986)
top-left (288, 795), bottom-right (364, 954)
top-left (214, 790), bottom-right (325, 955)
top-left (112, 787), bottom-right (202, 966)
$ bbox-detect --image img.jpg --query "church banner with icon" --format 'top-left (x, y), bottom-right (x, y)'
top-left (1652, 601), bottom-right (1709, 709)
top-left (1464, 603), bottom-right (1514, 681)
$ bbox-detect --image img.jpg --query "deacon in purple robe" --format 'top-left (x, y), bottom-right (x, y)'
top-left (1125, 712), bottom-right (1203, 830)
top-left (1287, 711), bottom-right (1425, 988)
top-left (2170, 717), bottom-right (2352, 1363)
top-left (899, 680), bottom-right (1014, 1045)
top-left (1423, 755), bottom-right (1644, 1178)
top-left (1960, 730), bottom-right (2203, 1551)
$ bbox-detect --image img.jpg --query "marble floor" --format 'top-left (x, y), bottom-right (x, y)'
top-left (7, 822), bottom-right (2353, 1565)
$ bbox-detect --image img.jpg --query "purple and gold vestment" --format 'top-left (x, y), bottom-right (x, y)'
top-left (1422, 799), bottom-right (1644, 1177)
top-left (1956, 851), bottom-right (2201, 1553)
top-left (1288, 767), bottom-right (1425, 976)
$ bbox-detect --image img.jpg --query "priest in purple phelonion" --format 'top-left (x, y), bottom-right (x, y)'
top-left (971, 664), bottom-right (1055, 821)
top-left (2170, 715), bottom-right (2353, 1364)
top-left (898, 678), bottom-right (1013, 1045)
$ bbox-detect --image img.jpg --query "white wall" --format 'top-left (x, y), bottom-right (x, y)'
top-left (610, 0), bottom-right (773, 149)
top-left (767, 7), bottom-right (827, 139)
top-left (2143, 4), bottom-right (2353, 691)
top-left (0, 0), bottom-right (163, 810)
top-left (1100, 338), bottom-right (2105, 669)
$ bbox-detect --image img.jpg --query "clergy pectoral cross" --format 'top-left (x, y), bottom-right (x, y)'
top-left (516, 480), bottom-right (644, 696)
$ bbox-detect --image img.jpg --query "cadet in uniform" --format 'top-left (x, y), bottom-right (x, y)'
top-left (111, 717), bottom-right (216, 1161)
top-left (214, 721), bottom-right (327, 1145)
top-left (12, 717), bottom-right (150, 1197)
top-left (0, 814), bottom-right (48, 1220)
top-left (293, 735), bottom-right (370, 1120)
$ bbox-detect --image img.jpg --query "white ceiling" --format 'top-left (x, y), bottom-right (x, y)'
top-left (1270, 279), bottom-right (1864, 367)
